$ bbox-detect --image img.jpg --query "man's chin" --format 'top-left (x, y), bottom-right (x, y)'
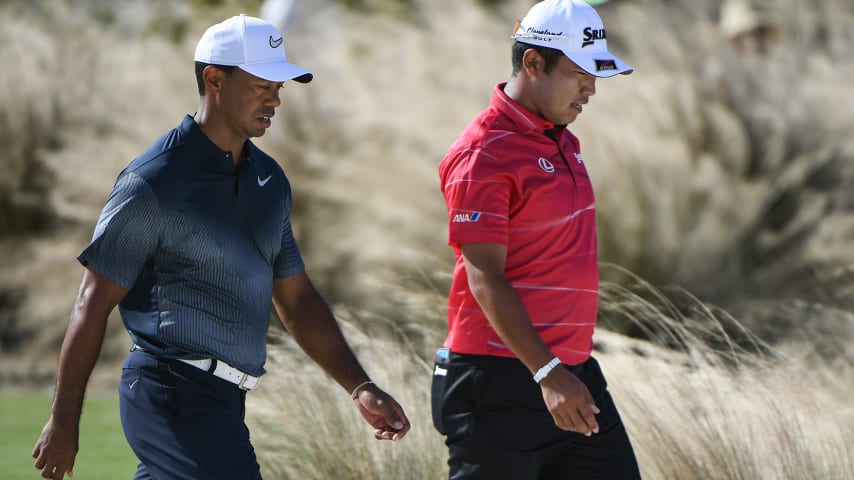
top-left (246, 128), bottom-right (268, 139)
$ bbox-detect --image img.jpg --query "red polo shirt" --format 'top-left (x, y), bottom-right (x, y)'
top-left (439, 83), bottom-right (599, 365)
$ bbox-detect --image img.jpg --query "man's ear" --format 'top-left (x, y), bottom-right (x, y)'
top-left (202, 65), bottom-right (225, 94)
top-left (522, 48), bottom-right (544, 78)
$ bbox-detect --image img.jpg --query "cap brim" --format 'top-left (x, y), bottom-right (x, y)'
top-left (565, 51), bottom-right (632, 78)
top-left (239, 61), bottom-right (313, 83)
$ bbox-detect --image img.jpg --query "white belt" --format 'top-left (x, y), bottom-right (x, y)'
top-left (132, 345), bottom-right (261, 391)
top-left (178, 358), bottom-right (262, 391)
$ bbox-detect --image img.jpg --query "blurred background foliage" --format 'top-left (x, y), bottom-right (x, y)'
top-left (1, 0), bottom-right (853, 378)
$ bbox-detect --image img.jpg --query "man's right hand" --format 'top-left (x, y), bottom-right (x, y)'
top-left (539, 367), bottom-right (600, 436)
top-left (32, 416), bottom-right (79, 480)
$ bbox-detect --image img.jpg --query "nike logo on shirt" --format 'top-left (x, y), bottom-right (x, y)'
top-left (258, 175), bottom-right (272, 187)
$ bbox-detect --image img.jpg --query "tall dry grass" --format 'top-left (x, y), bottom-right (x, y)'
top-left (582, 0), bottom-right (854, 305)
top-left (598, 264), bottom-right (853, 479)
top-left (0, 6), bottom-right (59, 237)
top-left (247, 264), bottom-right (853, 478)
top-left (259, 0), bottom-right (854, 345)
top-left (249, 317), bottom-right (447, 480)
top-left (244, 1), bottom-right (854, 477)
top-left (2, 0), bottom-right (850, 366)
top-left (0, 0), bottom-right (198, 372)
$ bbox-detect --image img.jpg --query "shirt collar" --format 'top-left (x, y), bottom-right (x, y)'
top-left (490, 82), bottom-right (556, 134)
top-left (180, 114), bottom-right (253, 165)
top-left (180, 114), bottom-right (222, 155)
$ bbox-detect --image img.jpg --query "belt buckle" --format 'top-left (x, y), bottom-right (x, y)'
top-left (238, 373), bottom-right (259, 391)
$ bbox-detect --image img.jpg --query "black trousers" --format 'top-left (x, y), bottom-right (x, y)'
top-left (431, 351), bottom-right (641, 479)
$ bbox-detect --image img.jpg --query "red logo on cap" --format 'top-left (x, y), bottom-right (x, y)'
top-left (594, 59), bottom-right (617, 71)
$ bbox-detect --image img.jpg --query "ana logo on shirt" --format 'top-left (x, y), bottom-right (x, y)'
top-left (453, 212), bottom-right (482, 223)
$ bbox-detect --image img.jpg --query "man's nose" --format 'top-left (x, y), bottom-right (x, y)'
top-left (267, 89), bottom-right (282, 107)
top-left (584, 77), bottom-right (597, 96)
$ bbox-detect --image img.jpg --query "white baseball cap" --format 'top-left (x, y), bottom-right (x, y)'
top-left (511, 0), bottom-right (632, 78)
top-left (194, 14), bottom-right (313, 83)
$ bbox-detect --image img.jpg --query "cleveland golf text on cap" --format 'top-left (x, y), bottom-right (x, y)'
top-left (511, 0), bottom-right (632, 77)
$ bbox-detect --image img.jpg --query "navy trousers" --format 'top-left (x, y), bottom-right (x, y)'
top-left (119, 349), bottom-right (262, 480)
top-left (432, 352), bottom-right (641, 479)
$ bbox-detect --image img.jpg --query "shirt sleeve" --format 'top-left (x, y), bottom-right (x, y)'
top-left (443, 149), bottom-right (514, 248)
top-left (272, 182), bottom-right (305, 278)
top-left (77, 171), bottom-right (162, 289)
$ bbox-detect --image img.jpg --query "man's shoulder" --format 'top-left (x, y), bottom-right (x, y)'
top-left (126, 121), bottom-right (193, 178)
top-left (456, 105), bottom-right (533, 150)
top-left (442, 117), bottom-right (531, 172)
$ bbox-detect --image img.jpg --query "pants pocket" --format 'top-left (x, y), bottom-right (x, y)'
top-left (578, 356), bottom-right (608, 402)
top-left (431, 348), bottom-right (451, 433)
top-left (119, 368), bottom-right (143, 402)
top-left (431, 350), bottom-right (497, 438)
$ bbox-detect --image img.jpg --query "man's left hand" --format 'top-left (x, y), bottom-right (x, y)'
top-left (352, 385), bottom-right (410, 441)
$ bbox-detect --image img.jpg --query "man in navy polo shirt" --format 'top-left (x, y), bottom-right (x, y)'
top-left (32, 14), bottom-right (409, 480)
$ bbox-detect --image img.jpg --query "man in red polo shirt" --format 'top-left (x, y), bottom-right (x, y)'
top-left (432, 1), bottom-right (641, 478)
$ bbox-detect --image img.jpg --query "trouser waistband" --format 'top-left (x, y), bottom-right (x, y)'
top-left (130, 345), bottom-right (261, 391)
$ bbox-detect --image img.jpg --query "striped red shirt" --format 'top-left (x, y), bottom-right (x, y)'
top-left (439, 83), bottom-right (599, 365)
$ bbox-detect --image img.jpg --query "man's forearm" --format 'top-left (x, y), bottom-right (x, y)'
top-left (469, 273), bottom-right (556, 375)
top-left (277, 290), bottom-right (370, 393)
top-left (50, 302), bottom-right (109, 425)
top-left (51, 269), bottom-right (125, 424)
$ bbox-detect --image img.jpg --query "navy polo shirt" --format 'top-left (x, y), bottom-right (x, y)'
top-left (79, 115), bottom-right (305, 376)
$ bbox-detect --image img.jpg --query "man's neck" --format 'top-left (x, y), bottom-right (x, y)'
top-left (193, 110), bottom-right (244, 165)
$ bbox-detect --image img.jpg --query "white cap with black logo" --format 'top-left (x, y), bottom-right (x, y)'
top-left (194, 14), bottom-right (313, 83)
top-left (511, 0), bottom-right (632, 78)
